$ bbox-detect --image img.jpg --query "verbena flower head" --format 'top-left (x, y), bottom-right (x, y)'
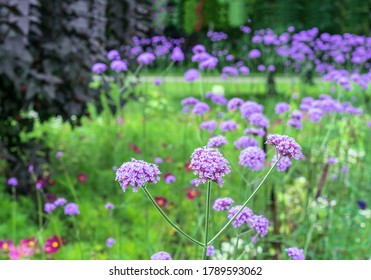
top-left (107, 50), bottom-right (120, 60)
top-left (285, 247), bottom-right (305, 260)
top-left (56, 151), bottom-right (63, 158)
top-left (137, 52), bottom-right (156, 65)
top-left (115, 159), bottom-right (161, 192)
top-left (227, 98), bottom-right (244, 111)
top-left (249, 113), bottom-right (270, 128)
top-left (207, 135), bottom-right (228, 148)
top-left (220, 120), bottom-right (238, 132)
top-left (192, 102), bottom-right (210, 115)
top-left (184, 68), bottom-right (200, 82)
top-left (249, 49), bottom-right (261, 59)
top-left (151, 251), bottom-right (172, 260)
top-left (106, 237), bottom-right (116, 248)
top-left (249, 215), bottom-right (269, 237)
top-left (54, 198), bottom-right (67, 207)
top-left (44, 203), bottom-right (56, 213)
top-left (266, 134), bottom-right (303, 159)
top-left (181, 96), bottom-right (199, 106)
top-left (327, 157), bottom-right (337, 164)
top-left (239, 147), bottom-right (266, 171)
top-left (110, 60), bottom-right (127, 72)
top-left (275, 102), bottom-right (290, 114)
top-left (154, 157), bottom-right (163, 164)
top-left (190, 147), bottom-right (231, 187)
top-left (234, 136), bottom-right (258, 150)
top-left (240, 101), bottom-right (264, 118)
top-left (287, 119), bottom-right (303, 130)
top-left (213, 197), bottom-right (234, 211)
top-left (290, 110), bottom-right (304, 120)
top-left (244, 127), bottom-right (266, 137)
top-left (92, 63), bottom-right (107, 74)
top-left (170, 46), bottom-right (184, 62)
top-left (239, 66), bottom-right (250, 75)
top-left (7, 177), bottom-right (18, 187)
top-left (164, 173), bottom-right (176, 184)
top-left (228, 205), bottom-right (254, 227)
top-left (200, 120), bottom-right (218, 132)
top-left (206, 245), bottom-right (215, 257)
top-left (271, 154), bottom-right (291, 172)
top-left (105, 202), bottom-right (114, 210)
top-left (64, 202), bottom-right (79, 215)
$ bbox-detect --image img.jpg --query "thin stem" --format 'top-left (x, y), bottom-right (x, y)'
top-left (142, 187), bottom-right (204, 247)
top-left (202, 181), bottom-right (212, 259)
top-left (11, 187), bottom-right (17, 241)
top-left (36, 190), bottom-right (43, 229)
top-left (208, 157), bottom-right (281, 245)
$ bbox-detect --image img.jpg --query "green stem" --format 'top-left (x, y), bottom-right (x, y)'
top-left (142, 187), bottom-right (204, 247)
top-left (11, 187), bottom-right (17, 241)
top-left (208, 157), bottom-right (281, 245)
top-left (36, 190), bottom-right (43, 229)
top-left (202, 181), bottom-right (212, 259)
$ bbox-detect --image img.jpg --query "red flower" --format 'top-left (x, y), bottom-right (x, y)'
top-left (155, 196), bottom-right (168, 208)
top-left (44, 235), bottom-right (64, 254)
top-left (77, 173), bottom-right (87, 184)
top-left (20, 237), bottom-right (37, 248)
top-left (185, 187), bottom-right (201, 200)
top-left (129, 143), bottom-right (142, 154)
top-left (165, 157), bottom-right (173, 163)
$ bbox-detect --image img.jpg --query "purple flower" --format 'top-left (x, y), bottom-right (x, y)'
top-left (206, 245), bottom-right (215, 257)
top-left (154, 157), bottom-right (163, 164)
top-left (199, 56), bottom-right (218, 70)
top-left (105, 202), bottom-right (114, 210)
top-left (137, 52), bottom-right (156, 65)
top-left (341, 166), bottom-right (349, 173)
top-left (228, 205), bottom-right (254, 228)
top-left (181, 97), bottom-right (199, 106)
top-left (248, 49), bottom-right (261, 59)
top-left (151, 251), bottom-right (172, 260)
top-left (115, 159), bottom-right (161, 192)
top-left (154, 78), bottom-right (162, 86)
top-left (222, 66), bottom-right (239, 77)
top-left (44, 203), bottom-right (56, 213)
top-left (240, 101), bottom-right (264, 118)
top-left (234, 136), bottom-right (258, 150)
top-left (287, 119), bottom-right (303, 130)
top-left (170, 47), bottom-right (184, 62)
top-left (192, 44), bottom-right (206, 53)
top-left (28, 165), bottom-right (34, 173)
top-left (106, 237), bottom-right (116, 248)
top-left (56, 151), bottom-right (63, 158)
top-left (268, 65), bottom-right (276, 72)
top-left (308, 108), bottom-right (324, 122)
top-left (107, 50), bottom-right (120, 60)
top-left (92, 63), bottom-right (107, 74)
top-left (207, 135), bottom-right (228, 148)
top-left (239, 66), bottom-right (250, 75)
top-left (184, 68), bottom-right (200, 82)
top-left (200, 120), bottom-right (218, 132)
top-left (227, 98), bottom-right (244, 111)
top-left (266, 134), bottom-right (303, 159)
top-left (357, 200), bottom-right (367, 210)
top-left (206, 92), bottom-right (227, 105)
top-left (54, 198), bottom-right (67, 207)
top-left (285, 247), bottom-right (305, 260)
top-left (249, 113), bottom-right (270, 128)
top-left (192, 102), bottom-right (210, 115)
top-left (272, 154), bottom-right (292, 172)
top-left (249, 215), bottom-right (269, 237)
top-left (244, 127), bottom-right (266, 137)
top-left (190, 147), bottom-right (231, 187)
top-left (239, 147), bottom-right (266, 171)
top-left (213, 197), bottom-right (234, 211)
top-left (257, 65), bottom-right (266, 72)
top-left (327, 157), bottom-right (337, 164)
top-left (64, 203), bottom-right (79, 215)
top-left (290, 110), bottom-right (304, 120)
top-left (110, 60), bottom-right (127, 72)
top-left (7, 177), bottom-right (18, 187)
top-left (275, 102), bottom-right (290, 114)
top-left (220, 120), bottom-right (238, 132)
top-left (164, 173), bottom-right (176, 184)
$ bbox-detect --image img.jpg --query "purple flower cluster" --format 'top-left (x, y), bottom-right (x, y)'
top-left (220, 120), bottom-right (238, 132)
top-left (92, 63), bottom-right (107, 74)
top-left (285, 247), bottom-right (305, 260)
top-left (137, 52), bottom-right (156, 65)
top-left (228, 206), bottom-right (254, 228)
top-left (184, 68), bottom-right (200, 82)
top-left (170, 47), bottom-right (184, 62)
top-left (205, 92), bottom-right (227, 105)
top-left (207, 135), bottom-right (228, 148)
top-left (115, 159), bottom-right (161, 192)
top-left (266, 134), bottom-right (303, 159)
top-left (240, 101), bottom-right (264, 119)
top-left (64, 202), bottom-right (79, 216)
top-left (190, 147), bottom-right (231, 187)
top-left (151, 251), bottom-right (172, 260)
top-left (213, 197), bottom-right (234, 211)
top-left (234, 136), bottom-right (258, 150)
top-left (271, 154), bottom-right (292, 172)
top-left (206, 245), bottom-right (215, 257)
top-left (249, 215), bottom-right (269, 237)
top-left (227, 98), bottom-right (244, 111)
top-left (110, 60), bottom-right (127, 72)
top-left (106, 237), bottom-right (116, 247)
top-left (239, 147), bottom-right (266, 171)
top-left (192, 102), bottom-right (210, 115)
top-left (275, 102), bottom-right (290, 114)
top-left (200, 120), bottom-right (218, 132)
top-left (244, 127), bottom-right (266, 137)
top-left (248, 113), bottom-right (270, 128)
